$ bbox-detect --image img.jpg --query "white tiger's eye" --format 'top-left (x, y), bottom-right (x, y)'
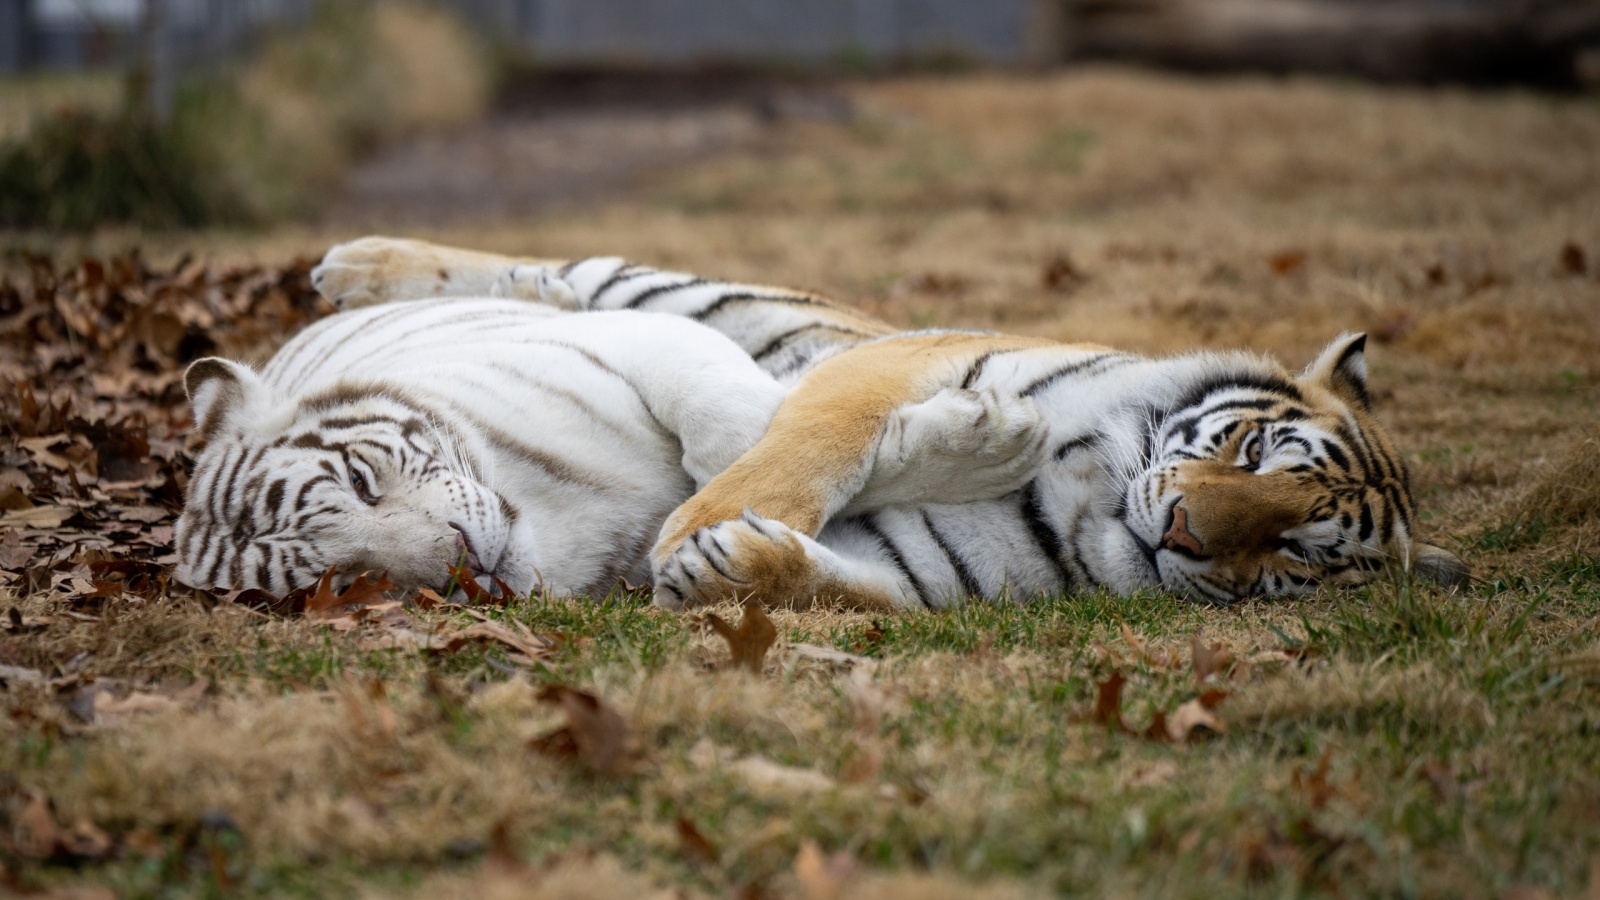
top-left (347, 462), bottom-right (378, 505)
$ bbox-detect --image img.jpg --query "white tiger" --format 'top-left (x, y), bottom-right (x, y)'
top-left (174, 251), bottom-right (1046, 597)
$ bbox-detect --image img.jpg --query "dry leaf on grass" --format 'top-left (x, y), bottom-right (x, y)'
top-left (1292, 750), bottom-right (1340, 809)
top-left (703, 596), bottom-right (777, 674)
top-left (9, 788), bottom-right (59, 859)
top-left (1190, 635), bottom-right (1235, 683)
top-left (1080, 671), bottom-right (1132, 733)
top-left (1166, 695), bottom-right (1227, 742)
top-left (675, 817), bottom-right (720, 866)
top-left (4, 787), bottom-right (114, 863)
top-left (532, 685), bottom-right (642, 778)
top-left (304, 569), bottom-right (396, 617)
top-left (794, 841), bottom-right (858, 900)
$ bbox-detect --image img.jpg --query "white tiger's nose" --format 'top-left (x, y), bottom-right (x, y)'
top-left (449, 521), bottom-right (485, 574)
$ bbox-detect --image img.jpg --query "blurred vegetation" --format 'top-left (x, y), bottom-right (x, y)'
top-left (0, 1), bottom-right (490, 230)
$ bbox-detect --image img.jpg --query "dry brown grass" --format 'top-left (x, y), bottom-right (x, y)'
top-left (3, 68), bottom-right (1598, 897)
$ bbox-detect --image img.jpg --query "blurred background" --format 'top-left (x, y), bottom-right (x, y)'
top-left (1, 0), bottom-right (1596, 235)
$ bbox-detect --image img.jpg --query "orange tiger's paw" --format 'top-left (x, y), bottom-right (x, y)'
top-left (653, 511), bottom-right (815, 611)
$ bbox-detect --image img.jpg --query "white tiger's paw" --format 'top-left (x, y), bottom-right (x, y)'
top-left (855, 387), bottom-right (1049, 510)
top-left (653, 511), bottom-right (808, 611)
top-left (494, 266), bottom-right (579, 308)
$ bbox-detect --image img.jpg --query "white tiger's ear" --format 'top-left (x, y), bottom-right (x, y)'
top-left (1302, 332), bottom-right (1370, 411)
top-left (184, 357), bottom-right (272, 451)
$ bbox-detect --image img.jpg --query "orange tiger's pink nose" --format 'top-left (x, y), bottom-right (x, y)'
top-left (1161, 506), bottom-right (1204, 554)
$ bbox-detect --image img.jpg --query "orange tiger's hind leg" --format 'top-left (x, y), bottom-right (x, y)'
top-left (651, 331), bottom-right (1050, 610)
top-left (313, 236), bottom-right (568, 309)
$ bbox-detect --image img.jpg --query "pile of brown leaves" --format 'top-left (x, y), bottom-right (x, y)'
top-left (0, 252), bottom-right (324, 600)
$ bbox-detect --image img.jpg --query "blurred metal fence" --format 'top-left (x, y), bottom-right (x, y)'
top-left (2, 0), bottom-right (319, 72)
top-left (0, 0), bottom-right (1051, 74)
top-left (3, 0), bottom-right (1593, 82)
top-left (448, 0), bottom-right (1050, 66)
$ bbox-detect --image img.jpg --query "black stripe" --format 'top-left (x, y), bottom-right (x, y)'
top-left (691, 291), bottom-right (828, 322)
top-left (923, 511), bottom-right (982, 598)
top-left (858, 517), bottom-right (932, 610)
top-left (1053, 434), bottom-right (1098, 461)
top-left (1021, 354), bottom-right (1131, 398)
top-left (1171, 373), bottom-right (1303, 415)
top-left (750, 323), bottom-right (871, 362)
top-left (622, 277), bottom-right (707, 310)
top-left (960, 351), bottom-right (998, 389)
top-left (1021, 481), bottom-right (1075, 588)
top-left (589, 263), bottom-right (646, 304)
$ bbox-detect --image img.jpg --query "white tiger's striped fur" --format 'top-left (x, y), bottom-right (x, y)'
top-left (176, 248), bottom-right (1044, 597)
top-left (190, 236), bottom-right (1466, 606)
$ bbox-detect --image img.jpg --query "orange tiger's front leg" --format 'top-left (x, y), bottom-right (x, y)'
top-left (651, 332), bottom-right (1051, 610)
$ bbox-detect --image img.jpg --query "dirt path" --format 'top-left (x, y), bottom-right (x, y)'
top-left (323, 71), bottom-right (851, 227)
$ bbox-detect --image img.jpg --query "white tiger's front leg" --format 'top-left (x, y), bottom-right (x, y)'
top-left (654, 511), bottom-right (913, 612)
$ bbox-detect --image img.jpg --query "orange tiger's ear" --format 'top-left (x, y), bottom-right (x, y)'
top-left (184, 358), bottom-right (270, 451)
top-left (1302, 332), bottom-right (1370, 411)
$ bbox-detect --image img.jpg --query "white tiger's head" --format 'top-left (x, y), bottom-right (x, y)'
top-left (174, 358), bottom-right (538, 597)
top-left (1117, 334), bottom-right (1468, 602)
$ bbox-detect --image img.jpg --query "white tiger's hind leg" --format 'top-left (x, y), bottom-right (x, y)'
top-left (846, 386), bottom-right (1047, 514)
top-left (654, 511), bottom-right (912, 612)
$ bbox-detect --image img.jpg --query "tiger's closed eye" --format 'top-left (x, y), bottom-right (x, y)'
top-left (347, 462), bottom-right (378, 505)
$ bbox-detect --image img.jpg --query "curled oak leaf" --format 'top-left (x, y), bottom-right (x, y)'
top-left (675, 817), bottom-right (720, 866)
top-left (303, 569), bottom-right (396, 619)
top-left (1190, 635), bottom-right (1234, 683)
top-left (533, 685), bottom-right (642, 778)
top-left (1167, 694), bottom-right (1228, 742)
top-left (1078, 671), bottom-right (1133, 734)
top-left (702, 595), bottom-right (777, 674)
top-left (410, 587), bottom-right (447, 610)
top-left (446, 564), bottom-right (514, 606)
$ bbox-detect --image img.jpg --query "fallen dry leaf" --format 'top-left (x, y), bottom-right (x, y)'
top-left (1269, 249), bottom-right (1308, 275)
top-left (794, 841), bottom-right (858, 900)
top-left (456, 617), bottom-right (552, 662)
top-left (675, 817), bottom-right (720, 866)
top-left (703, 595), bottom-right (777, 674)
top-left (1191, 635), bottom-right (1234, 683)
top-left (10, 788), bottom-right (59, 859)
top-left (1167, 691), bottom-right (1228, 742)
top-left (1081, 671), bottom-right (1132, 733)
top-left (1561, 241), bottom-right (1588, 276)
top-left (533, 685), bottom-right (642, 778)
top-left (1293, 750), bottom-right (1337, 809)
